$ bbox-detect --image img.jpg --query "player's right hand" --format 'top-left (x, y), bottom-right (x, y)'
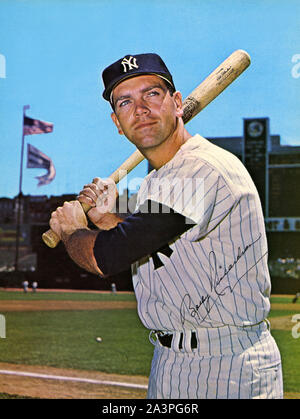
top-left (77, 177), bottom-right (118, 227)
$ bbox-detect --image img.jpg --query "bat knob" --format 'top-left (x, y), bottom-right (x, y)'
top-left (42, 201), bottom-right (92, 248)
top-left (42, 229), bottom-right (61, 248)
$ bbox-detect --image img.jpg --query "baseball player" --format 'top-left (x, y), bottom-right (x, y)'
top-left (22, 280), bottom-right (29, 293)
top-left (49, 53), bottom-right (283, 399)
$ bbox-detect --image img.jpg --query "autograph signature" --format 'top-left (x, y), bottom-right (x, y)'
top-left (180, 234), bottom-right (266, 326)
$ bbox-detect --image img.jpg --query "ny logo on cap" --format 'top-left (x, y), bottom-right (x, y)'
top-left (121, 56), bottom-right (139, 73)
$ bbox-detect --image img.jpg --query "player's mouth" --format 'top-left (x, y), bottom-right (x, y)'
top-left (134, 121), bottom-right (157, 130)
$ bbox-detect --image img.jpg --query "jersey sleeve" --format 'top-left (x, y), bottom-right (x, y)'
top-left (93, 201), bottom-right (196, 276)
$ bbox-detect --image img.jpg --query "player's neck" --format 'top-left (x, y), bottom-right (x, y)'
top-left (142, 121), bottom-right (192, 170)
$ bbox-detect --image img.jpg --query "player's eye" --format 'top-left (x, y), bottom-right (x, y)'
top-left (147, 90), bottom-right (160, 98)
top-left (119, 99), bottom-right (131, 108)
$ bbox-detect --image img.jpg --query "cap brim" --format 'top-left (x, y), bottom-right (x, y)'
top-left (107, 72), bottom-right (175, 104)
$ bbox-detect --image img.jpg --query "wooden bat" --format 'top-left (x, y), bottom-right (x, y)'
top-left (42, 49), bottom-right (251, 248)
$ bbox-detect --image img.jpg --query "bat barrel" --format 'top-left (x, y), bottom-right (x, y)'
top-left (183, 49), bottom-right (250, 123)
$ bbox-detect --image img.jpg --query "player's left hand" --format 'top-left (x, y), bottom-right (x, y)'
top-left (49, 200), bottom-right (88, 243)
top-left (77, 177), bottom-right (118, 228)
top-left (78, 177), bottom-right (118, 213)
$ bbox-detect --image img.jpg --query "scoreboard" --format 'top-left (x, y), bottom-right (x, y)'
top-left (243, 118), bottom-right (270, 216)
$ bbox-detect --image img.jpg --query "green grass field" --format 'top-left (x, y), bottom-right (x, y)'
top-left (1, 309), bottom-right (152, 375)
top-left (0, 290), bottom-right (151, 375)
top-left (0, 290), bottom-right (137, 302)
top-left (0, 290), bottom-right (299, 398)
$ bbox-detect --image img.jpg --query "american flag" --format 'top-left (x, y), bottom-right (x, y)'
top-left (23, 116), bottom-right (53, 136)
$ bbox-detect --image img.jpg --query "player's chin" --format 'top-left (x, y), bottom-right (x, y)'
top-left (138, 139), bottom-right (163, 152)
top-left (131, 131), bottom-right (165, 150)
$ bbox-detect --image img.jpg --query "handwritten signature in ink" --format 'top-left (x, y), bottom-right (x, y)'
top-left (180, 234), bottom-right (266, 326)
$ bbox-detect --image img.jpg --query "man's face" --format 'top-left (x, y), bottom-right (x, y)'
top-left (111, 75), bottom-right (182, 151)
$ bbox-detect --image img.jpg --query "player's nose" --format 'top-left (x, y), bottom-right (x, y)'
top-left (134, 98), bottom-right (150, 117)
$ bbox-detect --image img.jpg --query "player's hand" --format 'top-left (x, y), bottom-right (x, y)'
top-left (49, 200), bottom-right (88, 243)
top-left (77, 177), bottom-right (118, 227)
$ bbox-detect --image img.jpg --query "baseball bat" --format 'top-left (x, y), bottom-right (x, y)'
top-left (42, 49), bottom-right (251, 248)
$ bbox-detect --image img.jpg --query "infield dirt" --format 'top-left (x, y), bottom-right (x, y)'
top-left (0, 299), bottom-right (137, 312)
top-left (0, 362), bottom-right (148, 399)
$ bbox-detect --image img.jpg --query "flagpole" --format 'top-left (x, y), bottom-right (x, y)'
top-left (15, 105), bottom-right (30, 272)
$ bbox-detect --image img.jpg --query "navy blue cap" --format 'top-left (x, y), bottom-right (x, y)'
top-left (102, 53), bottom-right (175, 102)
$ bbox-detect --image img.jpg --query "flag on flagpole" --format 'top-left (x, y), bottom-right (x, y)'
top-left (27, 144), bottom-right (56, 187)
top-left (23, 116), bottom-right (53, 136)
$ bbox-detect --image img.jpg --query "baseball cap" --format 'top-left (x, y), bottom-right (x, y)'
top-left (102, 53), bottom-right (175, 103)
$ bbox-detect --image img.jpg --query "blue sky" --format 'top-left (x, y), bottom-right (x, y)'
top-left (0, 0), bottom-right (299, 199)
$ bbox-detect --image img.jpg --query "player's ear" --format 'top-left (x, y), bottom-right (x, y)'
top-left (173, 91), bottom-right (184, 118)
top-left (111, 112), bottom-right (124, 135)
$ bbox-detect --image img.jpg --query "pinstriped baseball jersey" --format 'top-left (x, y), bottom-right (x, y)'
top-left (132, 134), bottom-right (271, 331)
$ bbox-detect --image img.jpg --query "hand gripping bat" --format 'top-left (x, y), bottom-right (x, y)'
top-left (42, 49), bottom-right (251, 248)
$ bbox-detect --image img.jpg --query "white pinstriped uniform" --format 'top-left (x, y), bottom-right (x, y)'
top-left (132, 134), bottom-right (283, 399)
